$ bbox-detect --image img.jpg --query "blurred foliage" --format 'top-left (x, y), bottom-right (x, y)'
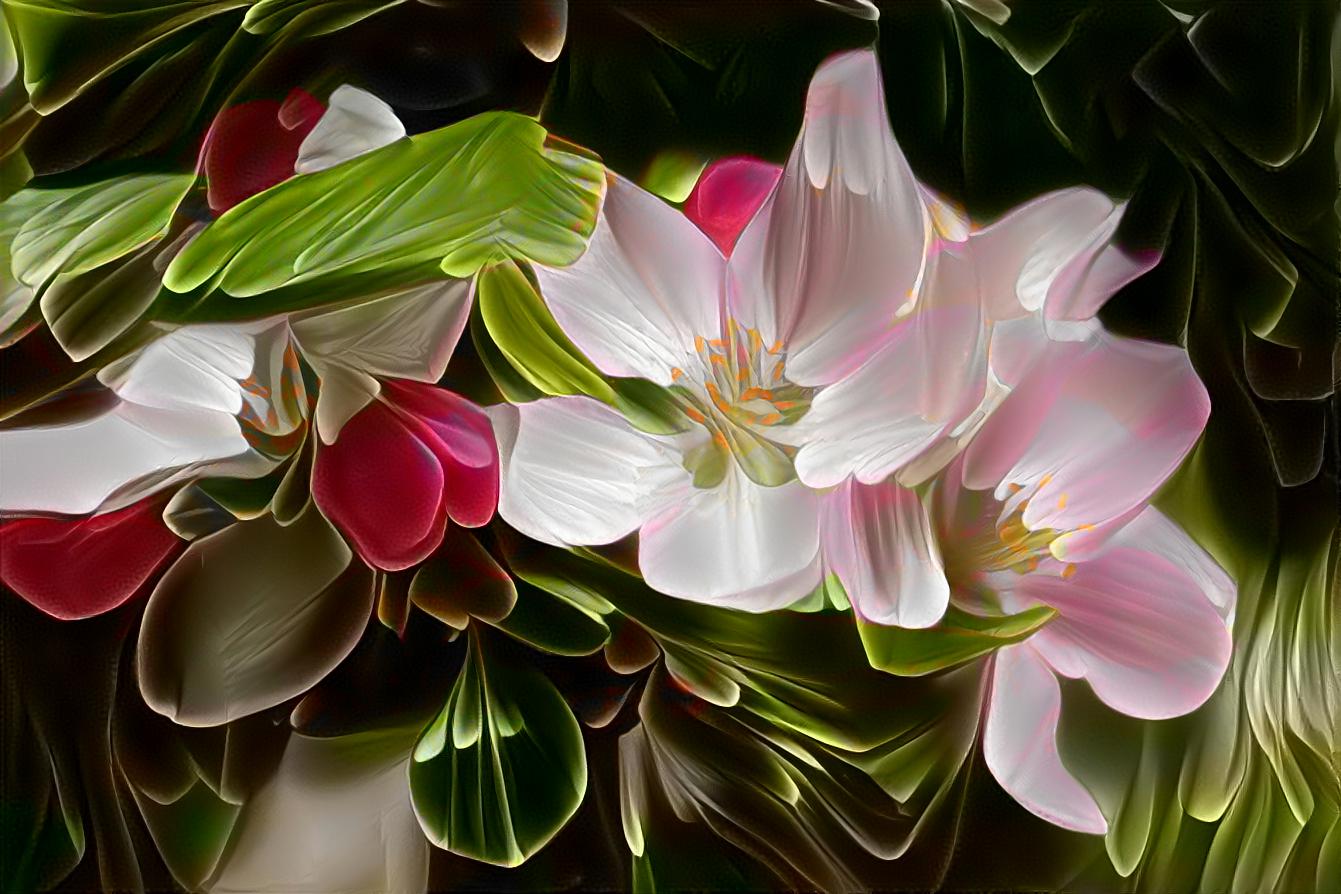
top-left (0, 1), bottom-right (1336, 893)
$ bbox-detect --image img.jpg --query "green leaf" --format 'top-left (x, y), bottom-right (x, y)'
top-left (610, 377), bottom-right (692, 435)
top-left (409, 632), bottom-right (588, 867)
top-left (38, 236), bottom-right (164, 361)
top-left (5, 0), bottom-right (246, 113)
top-left (409, 528), bottom-right (518, 630)
top-left (3, 172), bottom-right (192, 288)
top-left (639, 149), bottom-right (708, 203)
top-left (241, 0), bottom-right (402, 35)
top-left (477, 259), bottom-right (615, 403)
top-left (164, 112), bottom-right (604, 296)
top-left (858, 603), bottom-right (1057, 677)
top-left (489, 578), bottom-right (611, 657)
top-left (470, 299), bottom-right (546, 404)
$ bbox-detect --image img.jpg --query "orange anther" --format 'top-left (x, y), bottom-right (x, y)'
top-left (1061, 564), bottom-right (1077, 580)
top-left (758, 413), bottom-right (781, 426)
top-left (685, 407), bottom-right (705, 424)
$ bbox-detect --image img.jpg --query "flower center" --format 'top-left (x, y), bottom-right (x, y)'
top-left (940, 479), bottom-right (1071, 609)
top-left (669, 319), bottom-right (815, 489)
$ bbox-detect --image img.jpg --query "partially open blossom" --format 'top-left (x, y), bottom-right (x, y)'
top-left (313, 379), bottom-right (498, 572)
top-left (203, 88), bottom-right (325, 213)
top-left (494, 48), bottom-right (1165, 621)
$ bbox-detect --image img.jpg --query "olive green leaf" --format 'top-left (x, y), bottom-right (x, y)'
top-left (491, 578), bottom-right (612, 657)
top-left (858, 603), bottom-right (1058, 677)
top-left (409, 527), bottom-right (518, 631)
top-left (137, 504), bottom-right (374, 727)
top-left (409, 630), bottom-right (588, 867)
top-left (4, 0), bottom-right (246, 113)
top-left (241, 0), bottom-right (402, 35)
top-left (164, 112), bottom-right (604, 297)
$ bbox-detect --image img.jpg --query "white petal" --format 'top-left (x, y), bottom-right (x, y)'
top-left (534, 174), bottom-right (724, 385)
top-left (792, 249), bottom-right (989, 488)
top-left (729, 48), bottom-right (928, 385)
top-left (820, 480), bottom-right (949, 627)
top-left (639, 467), bottom-right (821, 608)
top-left (984, 644), bottom-right (1108, 834)
top-left (0, 402), bottom-right (252, 515)
top-left (291, 279), bottom-right (473, 441)
top-left (100, 324), bottom-right (257, 414)
top-left (291, 279), bottom-right (472, 383)
top-left (209, 731), bottom-right (427, 894)
top-left (970, 188), bottom-right (1128, 321)
top-left (963, 330), bottom-right (1210, 542)
top-left (491, 396), bottom-right (687, 548)
top-left (1012, 530), bottom-right (1232, 721)
top-left (294, 85), bottom-right (406, 175)
top-left (311, 365), bottom-right (381, 445)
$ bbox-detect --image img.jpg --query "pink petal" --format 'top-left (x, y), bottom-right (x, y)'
top-left (963, 331), bottom-right (1210, 544)
top-left (729, 49), bottom-right (927, 386)
top-left (682, 157), bottom-right (783, 255)
top-left (0, 497), bottom-right (181, 620)
top-left (381, 380), bottom-right (499, 529)
top-left (820, 479), bottom-right (949, 627)
top-left (1014, 543), bottom-right (1232, 720)
top-left (312, 399), bottom-right (448, 571)
top-left (984, 644), bottom-right (1108, 834)
top-left (204, 89), bottom-right (324, 213)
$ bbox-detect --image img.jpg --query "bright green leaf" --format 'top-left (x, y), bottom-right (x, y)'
top-left (164, 112), bottom-right (604, 296)
top-left (409, 632), bottom-right (588, 867)
top-left (477, 259), bottom-right (615, 403)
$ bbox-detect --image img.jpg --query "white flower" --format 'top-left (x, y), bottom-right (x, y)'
top-left (494, 48), bottom-right (1164, 621)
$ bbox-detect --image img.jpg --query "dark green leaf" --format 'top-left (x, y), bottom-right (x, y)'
top-left (410, 631), bottom-right (587, 866)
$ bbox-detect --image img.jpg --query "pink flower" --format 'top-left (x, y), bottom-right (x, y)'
top-left (906, 329), bottom-right (1235, 834)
